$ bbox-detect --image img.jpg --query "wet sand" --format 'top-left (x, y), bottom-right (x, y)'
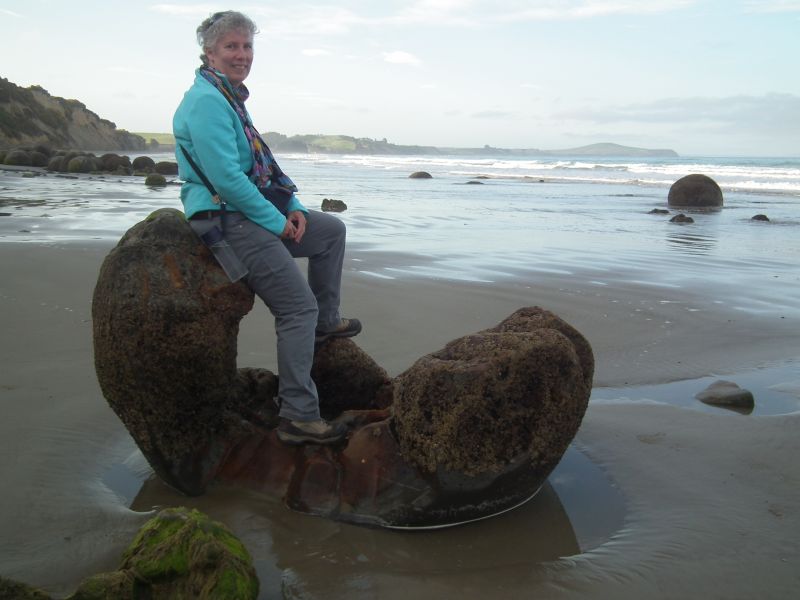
top-left (0, 241), bottom-right (798, 598)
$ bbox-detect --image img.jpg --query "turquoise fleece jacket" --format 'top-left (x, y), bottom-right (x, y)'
top-left (173, 70), bottom-right (306, 236)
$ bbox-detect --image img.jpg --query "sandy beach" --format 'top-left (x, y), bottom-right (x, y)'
top-left (0, 238), bottom-right (798, 598)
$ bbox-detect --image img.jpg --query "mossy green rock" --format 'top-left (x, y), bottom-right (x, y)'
top-left (4, 149), bottom-right (32, 166)
top-left (68, 508), bottom-right (258, 600)
top-left (46, 156), bottom-right (65, 172)
top-left (67, 155), bottom-right (97, 173)
top-left (67, 571), bottom-right (136, 600)
top-left (145, 172), bottom-right (167, 187)
top-left (0, 576), bottom-right (52, 599)
top-left (30, 150), bottom-right (49, 167)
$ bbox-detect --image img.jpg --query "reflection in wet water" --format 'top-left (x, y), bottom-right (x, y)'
top-left (665, 231), bottom-right (718, 255)
top-left (115, 444), bottom-right (624, 599)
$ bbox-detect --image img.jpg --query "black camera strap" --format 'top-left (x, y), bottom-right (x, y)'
top-left (179, 145), bottom-right (227, 233)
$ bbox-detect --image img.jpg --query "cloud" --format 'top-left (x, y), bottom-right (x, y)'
top-left (390, 0), bottom-right (480, 26)
top-left (149, 3), bottom-right (219, 17)
top-left (382, 51), bottom-right (421, 65)
top-left (0, 8), bottom-right (23, 17)
top-left (249, 6), bottom-right (367, 36)
top-left (385, 0), bottom-right (695, 26)
top-left (472, 110), bottom-right (515, 118)
top-left (302, 48), bottom-right (331, 57)
top-left (492, 0), bottom-right (695, 21)
top-left (151, 1), bottom-right (698, 38)
top-left (555, 93), bottom-right (800, 134)
top-left (741, 0), bottom-right (800, 12)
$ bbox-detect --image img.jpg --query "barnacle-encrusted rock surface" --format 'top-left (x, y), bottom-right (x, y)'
top-left (394, 307), bottom-right (593, 477)
top-left (92, 208), bottom-right (255, 495)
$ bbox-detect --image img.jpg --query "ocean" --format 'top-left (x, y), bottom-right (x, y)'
top-left (2, 151), bottom-right (798, 315)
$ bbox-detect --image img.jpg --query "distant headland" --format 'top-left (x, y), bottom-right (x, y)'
top-left (1, 77), bottom-right (677, 157)
top-left (262, 133), bottom-right (679, 158)
top-left (146, 131), bottom-right (677, 158)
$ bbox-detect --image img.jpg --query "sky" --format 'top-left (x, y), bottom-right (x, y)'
top-left (1, 0), bottom-right (799, 156)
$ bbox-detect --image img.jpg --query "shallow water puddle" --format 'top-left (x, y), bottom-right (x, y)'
top-left (591, 362), bottom-right (800, 416)
top-left (103, 442), bottom-right (626, 598)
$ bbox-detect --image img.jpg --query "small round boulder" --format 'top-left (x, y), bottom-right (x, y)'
top-left (3, 150), bottom-right (32, 166)
top-left (145, 173), bottom-right (167, 187)
top-left (155, 160), bottom-right (179, 175)
top-left (132, 155), bottom-right (156, 173)
top-left (668, 174), bottom-right (723, 208)
top-left (67, 155), bottom-right (97, 173)
top-left (46, 156), bottom-right (65, 172)
top-left (100, 153), bottom-right (132, 172)
top-left (29, 151), bottom-right (49, 167)
top-left (321, 198), bottom-right (347, 212)
top-left (670, 213), bottom-right (694, 224)
top-left (409, 171), bottom-right (432, 179)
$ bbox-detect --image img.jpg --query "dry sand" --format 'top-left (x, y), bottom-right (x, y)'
top-left (0, 241), bottom-right (798, 598)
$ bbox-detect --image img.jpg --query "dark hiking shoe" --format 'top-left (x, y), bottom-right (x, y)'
top-left (315, 318), bottom-right (362, 344)
top-left (276, 418), bottom-right (348, 445)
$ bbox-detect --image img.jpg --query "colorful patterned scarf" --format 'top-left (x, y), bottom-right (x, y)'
top-left (199, 67), bottom-right (297, 192)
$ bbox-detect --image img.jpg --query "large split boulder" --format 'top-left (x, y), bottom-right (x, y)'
top-left (92, 208), bottom-right (257, 494)
top-left (668, 173), bottom-right (723, 208)
top-left (93, 210), bottom-right (594, 528)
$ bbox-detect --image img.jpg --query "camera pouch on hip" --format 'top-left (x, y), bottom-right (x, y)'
top-left (200, 225), bottom-right (249, 282)
top-left (259, 184), bottom-right (293, 215)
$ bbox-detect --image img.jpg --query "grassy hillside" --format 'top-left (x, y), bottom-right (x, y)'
top-left (133, 132), bottom-right (175, 145)
top-left (0, 77), bottom-right (145, 151)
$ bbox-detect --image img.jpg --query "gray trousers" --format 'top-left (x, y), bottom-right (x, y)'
top-left (190, 210), bottom-right (345, 421)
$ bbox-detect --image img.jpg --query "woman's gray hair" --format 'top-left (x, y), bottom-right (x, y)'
top-left (196, 11), bottom-right (258, 66)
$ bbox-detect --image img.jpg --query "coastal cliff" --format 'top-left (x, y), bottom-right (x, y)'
top-left (0, 77), bottom-right (145, 151)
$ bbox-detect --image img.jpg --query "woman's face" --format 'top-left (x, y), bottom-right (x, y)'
top-left (206, 29), bottom-right (253, 86)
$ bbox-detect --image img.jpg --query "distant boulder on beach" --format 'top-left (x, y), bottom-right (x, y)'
top-left (2, 149), bottom-right (32, 166)
top-left (154, 160), bottom-right (179, 175)
top-left (409, 171), bottom-right (432, 179)
top-left (132, 155), bottom-right (156, 173)
top-left (695, 380), bottom-right (754, 410)
top-left (670, 213), bottom-right (694, 224)
top-left (668, 174), bottom-right (723, 208)
top-left (144, 173), bottom-right (167, 187)
top-left (321, 198), bottom-right (347, 212)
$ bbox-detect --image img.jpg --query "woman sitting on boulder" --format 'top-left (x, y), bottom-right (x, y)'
top-left (173, 10), bottom-right (360, 445)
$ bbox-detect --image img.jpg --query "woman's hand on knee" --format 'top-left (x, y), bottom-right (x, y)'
top-left (285, 211), bottom-right (307, 243)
